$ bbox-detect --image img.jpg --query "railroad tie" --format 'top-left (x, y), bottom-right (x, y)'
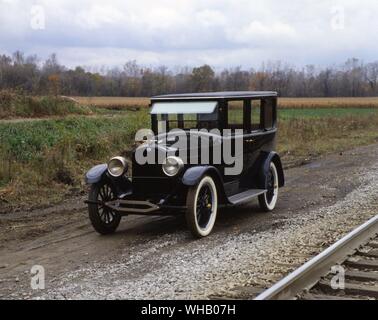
top-left (357, 248), bottom-right (378, 258)
top-left (344, 258), bottom-right (378, 271)
top-left (317, 279), bottom-right (378, 299)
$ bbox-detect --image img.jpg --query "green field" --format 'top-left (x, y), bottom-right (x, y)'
top-left (279, 108), bottom-right (378, 119)
top-left (0, 114), bottom-right (148, 162)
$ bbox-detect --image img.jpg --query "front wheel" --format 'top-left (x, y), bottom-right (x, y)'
top-left (258, 161), bottom-right (279, 212)
top-left (88, 181), bottom-right (121, 235)
top-left (185, 176), bottom-right (218, 238)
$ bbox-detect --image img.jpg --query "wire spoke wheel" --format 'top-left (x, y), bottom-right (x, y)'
top-left (196, 185), bottom-right (214, 229)
top-left (266, 167), bottom-right (275, 203)
top-left (88, 181), bottom-right (121, 235)
top-left (259, 162), bottom-right (279, 212)
top-left (98, 184), bottom-right (116, 224)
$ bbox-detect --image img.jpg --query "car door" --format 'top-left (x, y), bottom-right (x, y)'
top-left (221, 100), bottom-right (247, 194)
top-left (241, 98), bottom-right (277, 188)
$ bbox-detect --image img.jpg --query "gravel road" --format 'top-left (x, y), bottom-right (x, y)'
top-left (1, 144), bottom-right (378, 299)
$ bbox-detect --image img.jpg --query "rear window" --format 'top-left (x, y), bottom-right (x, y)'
top-left (262, 99), bottom-right (275, 129)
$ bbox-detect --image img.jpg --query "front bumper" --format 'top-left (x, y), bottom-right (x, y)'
top-left (85, 198), bottom-right (187, 215)
top-left (105, 199), bottom-right (160, 214)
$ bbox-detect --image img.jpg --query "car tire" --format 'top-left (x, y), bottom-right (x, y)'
top-left (88, 181), bottom-right (121, 235)
top-left (185, 176), bottom-right (218, 238)
top-left (258, 161), bottom-right (279, 212)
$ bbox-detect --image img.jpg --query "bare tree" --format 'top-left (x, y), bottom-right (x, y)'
top-left (365, 62), bottom-right (378, 94)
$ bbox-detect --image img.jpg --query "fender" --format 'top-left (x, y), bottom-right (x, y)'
top-left (259, 152), bottom-right (285, 187)
top-left (182, 166), bottom-right (228, 204)
top-left (85, 164), bottom-right (107, 184)
top-left (85, 164), bottom-right (132, 198)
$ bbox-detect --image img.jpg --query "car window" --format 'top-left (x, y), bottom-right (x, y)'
top-left (251, 100), bottom-right (262, 131)
top-left (155, 112), bottom-right (219, 131)
top-left (262, 99), bottom-right (274, 130)
top-left (227, 101), bottom-right (244, 129)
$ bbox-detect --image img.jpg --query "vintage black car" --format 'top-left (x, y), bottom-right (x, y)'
top-left (85, 91), bottom-right (285, 238)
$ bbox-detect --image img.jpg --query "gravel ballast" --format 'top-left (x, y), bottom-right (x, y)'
top-left (37, 158), bottom-right (378, 300)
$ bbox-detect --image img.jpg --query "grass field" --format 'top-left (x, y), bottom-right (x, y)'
top-left (1, 96), bottom-right (378, 210)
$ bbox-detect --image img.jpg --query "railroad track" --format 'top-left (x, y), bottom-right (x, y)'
top-left (254, 215), bottom-right (378, 300)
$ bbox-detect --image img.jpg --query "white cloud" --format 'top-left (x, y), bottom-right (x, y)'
top-left (230, 21), bottom-right (297, 45)
top-left (0, 0), bottom-right (378, 68)
top-left (195, 9), bottom-right (227, 28)
top-left (75, 5), bottom-right (126, 30)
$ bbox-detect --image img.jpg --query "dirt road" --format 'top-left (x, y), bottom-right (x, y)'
top-left (1, 144), bottom-right (378, 299)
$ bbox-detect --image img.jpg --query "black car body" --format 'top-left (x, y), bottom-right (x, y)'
top-left (85, 91), bottom-right (285, 237)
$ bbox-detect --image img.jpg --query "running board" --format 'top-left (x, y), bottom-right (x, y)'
top-left (228, 189), bottom-right (266, 205)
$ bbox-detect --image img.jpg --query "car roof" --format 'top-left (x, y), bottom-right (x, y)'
top-left (151, 91), bottom-right (277, 101)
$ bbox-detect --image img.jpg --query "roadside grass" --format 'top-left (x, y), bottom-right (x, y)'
top-left (277, 115), bottom-right (378, 165)
top-left (0, 111), bottom-right (149, 209)
top-left (0, 103), bottom-right (377, 210)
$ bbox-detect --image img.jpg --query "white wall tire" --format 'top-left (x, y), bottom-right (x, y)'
top-left (185, 176), bottom-right (218, 238)
top-left (258, 162), bottom-right (279, 212)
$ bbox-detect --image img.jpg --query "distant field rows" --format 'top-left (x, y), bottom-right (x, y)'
top-left (72, 96), bottom-right (378, 109)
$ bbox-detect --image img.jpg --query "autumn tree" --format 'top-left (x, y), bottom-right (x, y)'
top-left (191, 65), bottom-right (215, 92)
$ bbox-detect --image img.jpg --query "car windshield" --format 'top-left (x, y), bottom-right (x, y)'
top-left (151, 101), bottom-right (219, 131)
top-left (151, 101), bottom-right (217, 114)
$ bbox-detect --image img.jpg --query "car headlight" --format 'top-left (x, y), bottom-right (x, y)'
top-left (108, 156), bottom-right (128, 177)
top-left (162, 156), bottom-right (184, 177)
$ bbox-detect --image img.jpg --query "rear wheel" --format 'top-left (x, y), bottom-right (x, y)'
top-left (258, 162), bottom-right (279, 212)
top-left (185, 176), bottom-right (218, 238)
top-left (88, 181), bottom-right (121, 235)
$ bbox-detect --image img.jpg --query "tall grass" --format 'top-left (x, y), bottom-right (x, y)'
top-left (0, 90), bottom-right (91, 119)
top-left (0, 111), bottom-right (149, 207)
top-left (278, 115), bottom-right (378, 160)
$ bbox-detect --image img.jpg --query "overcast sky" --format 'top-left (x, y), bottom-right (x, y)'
top-left (1, 0), bottom-right (378, 70)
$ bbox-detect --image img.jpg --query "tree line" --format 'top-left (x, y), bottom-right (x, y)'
top-left (1, 51), bottom-right (378, 97)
